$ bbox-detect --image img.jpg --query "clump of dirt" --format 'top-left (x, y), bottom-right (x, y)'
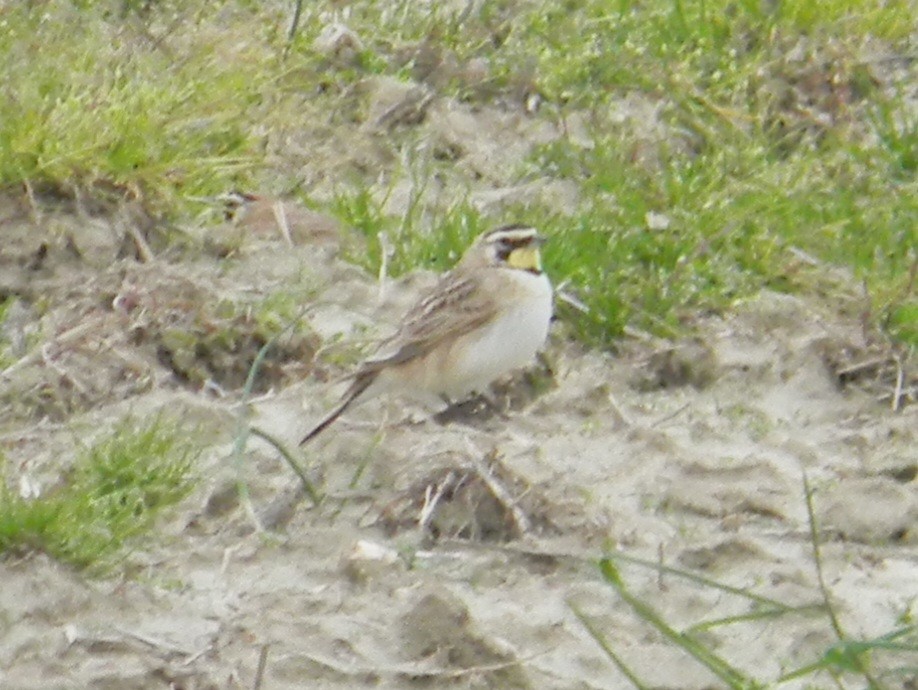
top-left (398, 588), bottom-right (531, 688)
top-left (378, 449), bottom-right (555, 543)
top-left (629, 337), bottom-right (719, 391)
top-left (822, 338), bottom-right (917, 410)
top-left (0, 191), bottom-right (323, 425)
top-left (749, 34), bottom-right (878, 151)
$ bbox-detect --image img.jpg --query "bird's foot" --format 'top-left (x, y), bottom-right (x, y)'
top-left (433, 392), bottom-right (508, 427)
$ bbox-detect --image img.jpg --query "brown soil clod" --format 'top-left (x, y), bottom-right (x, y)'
top-left (398, 588), bottom-right (531, 688)
top-left (379, 450), bottom-right (553, 543)
top-left (822, 339), bottom-right (916, 410)
top-left (630, 337), bottom-right (719, 392)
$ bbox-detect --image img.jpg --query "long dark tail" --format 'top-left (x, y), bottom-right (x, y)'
top-left (299, 373), bottom-right (377, 444)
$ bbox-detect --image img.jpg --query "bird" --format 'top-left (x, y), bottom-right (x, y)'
top-left (220, 191), bottom-right (343, 246)
top-left (300, 224), bottom-right (553, 444)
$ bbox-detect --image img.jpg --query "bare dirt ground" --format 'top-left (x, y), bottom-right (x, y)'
top-left (1, 97), bottom-right (917, 688)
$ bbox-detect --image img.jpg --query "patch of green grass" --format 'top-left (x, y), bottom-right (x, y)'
top-left (331, 183), bottom-right (490, 277)
top-left (3, 0), bottom-right (915, 349)
top-left (530, 119), bottom-right (917, 345)
top-left (0, 416), bottom-right (198, 573)
top-left (328, 114), bottom-right (916, 348)
top-left (494, 0), bottom-right (916, 346)
top-left (507, 0), bottom-right (913, 107)
top-left (312, 0), bottom-right (917, 348)
top-left (0, 0), bottom-right (277, 212)
top-left (487, 0), bottom-right (917, 347)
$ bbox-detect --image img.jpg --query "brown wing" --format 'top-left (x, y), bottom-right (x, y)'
top-left (300, 270), bottom-right (498, 444)
top-left (360, 270), bottom-right (499, 372)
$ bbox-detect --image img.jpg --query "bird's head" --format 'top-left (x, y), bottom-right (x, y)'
top-left (463, 224), bottom-right (545, 274)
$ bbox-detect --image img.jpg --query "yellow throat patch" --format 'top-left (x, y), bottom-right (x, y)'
top-left (507, 245), bottom-right (542, 273)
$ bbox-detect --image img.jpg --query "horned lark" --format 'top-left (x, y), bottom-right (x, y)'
top-left (220, 191), bottom-right (343, 246)
top-left (300, 224), bottom-right (552, 444)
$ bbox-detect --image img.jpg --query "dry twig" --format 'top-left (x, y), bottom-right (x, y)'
top-left (468, 446), bottom-right (532, 536)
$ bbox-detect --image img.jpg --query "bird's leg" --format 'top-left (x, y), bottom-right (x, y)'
top-left (433, 390), bottom-right (506, 426)
top-left (477, 389), bottom-right (503, 413)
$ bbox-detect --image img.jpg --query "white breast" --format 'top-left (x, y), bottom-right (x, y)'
top-left (440, 269), bottom-right (552, 398)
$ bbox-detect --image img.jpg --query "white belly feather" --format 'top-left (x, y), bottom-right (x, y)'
top-left (438, 270), bottom-right (552, 397)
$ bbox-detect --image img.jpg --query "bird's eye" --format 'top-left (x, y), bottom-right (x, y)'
top-left (495, 242), bottom-right (514, 262)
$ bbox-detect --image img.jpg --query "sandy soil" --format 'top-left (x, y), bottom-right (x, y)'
top-left (1, 93), bottom-right (916, 689)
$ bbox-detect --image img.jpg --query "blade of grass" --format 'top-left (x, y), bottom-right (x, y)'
top-left (779, 625), bottom-right (918, 684)
top-left (598, 558), bottom-right (759, 689)
top-left (605, 550), bottom-right (824, 615)
top-left (688, 608), bottom-right (804, 633)
top-left (802, 472), bottom-right (887, 689)
top-left (232, 317), bottom-right (305, 531)
top-left (249, 426), bottom-right (322, 507)
top-left (568, 600), bottom-right (653, 690)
